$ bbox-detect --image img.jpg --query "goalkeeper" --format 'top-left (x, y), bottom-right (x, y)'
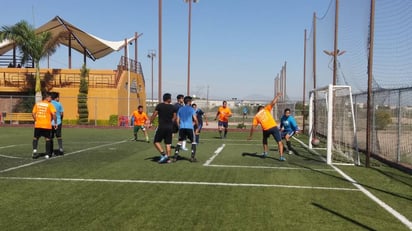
top-left (280, 108), bottom-right (300, 155)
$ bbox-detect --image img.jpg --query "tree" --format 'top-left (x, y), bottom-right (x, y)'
top-left (0, 20), bottom-right (60, 101)
top-left (78, 64), bottom-right (89, 125)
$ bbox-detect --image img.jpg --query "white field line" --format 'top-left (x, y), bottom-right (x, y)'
top-left (203, 144), bottom-right (225, 166)
top-left (206, 164), bottom-right (336, 172)
top-left (0, 144), bottom-right (29, 159)
top-left (0, 176), bottom-right (359, 191)
top-left (0, 140), bottom-right (127, 174)
top-left (293, 136), bottom-right (412, 230)
top-left (0, 145), bottom-right (18, 149)
top-left (0, 154), bottom-right (26, 159)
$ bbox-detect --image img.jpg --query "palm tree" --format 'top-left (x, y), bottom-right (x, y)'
top-left (0, 20), bottom-right (60, 102)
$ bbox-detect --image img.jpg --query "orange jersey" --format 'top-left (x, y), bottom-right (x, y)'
top-left (132, 111), bottom-right (148, 126)
top-left (217, 106), bottom-right (232, 122)
top-left (252, 104), bottom-right (277, 130)
top-left (32, 100), bottom-right (56, 129)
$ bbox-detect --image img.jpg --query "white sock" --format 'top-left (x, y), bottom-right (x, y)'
top-left (182, 140), bottom-right (187, 149)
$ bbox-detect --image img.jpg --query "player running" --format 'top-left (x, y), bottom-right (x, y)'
top-left (131, 105), bottom-right (150, 142)
top-left (147, 93), bottom-right (176, 164)
top-left (214, 101), bottom-right (232, 139)
top-left (173, 96), bottom-right (200, 162)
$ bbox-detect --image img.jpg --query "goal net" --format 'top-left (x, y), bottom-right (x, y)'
top-left (308, 84), bottom-right (360, 165)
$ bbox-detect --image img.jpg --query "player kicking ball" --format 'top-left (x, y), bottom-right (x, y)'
top-left (247, 93), bottom-right (285, 161)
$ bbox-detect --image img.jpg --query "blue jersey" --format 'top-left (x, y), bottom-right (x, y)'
top-left (280, 115), bottom-right (298, 133)
top-left (177, 105), bottom-right (196, 129)
top-left (51, 100), bottom-right (64, 125)
top-left (195, 108), bottom-right (205, 124)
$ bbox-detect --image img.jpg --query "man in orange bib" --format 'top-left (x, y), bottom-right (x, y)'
top-left (32, 92), bottom-right (57, 159)
top-left (247, 93), bottom-right (285, 161)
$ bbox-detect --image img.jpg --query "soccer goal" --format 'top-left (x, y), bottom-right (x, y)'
top-left (308, 84), bottom-right (360, 165)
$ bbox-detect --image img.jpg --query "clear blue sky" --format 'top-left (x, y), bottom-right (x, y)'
top-left (1, 0), bottom-right (331, 100)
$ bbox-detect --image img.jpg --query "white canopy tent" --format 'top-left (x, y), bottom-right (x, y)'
top-left (0, 16), bottom-right (135, 66)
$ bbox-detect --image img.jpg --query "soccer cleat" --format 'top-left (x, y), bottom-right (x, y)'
top-left (32, 149), bottom-right (38, 159)
top-left (262, 153), bottom-right (268, 158)
top-left (158, 155), bottom-right (169, 164)
top-left (280, 156), bottom-right (286, 161)
top-left (45, 155), bottom-right (50, 159)
top-left (288, 150), bottom-right (293, 155)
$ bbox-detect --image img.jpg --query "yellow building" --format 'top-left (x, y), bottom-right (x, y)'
top-left (0, 16), bottom-right (146, 124)
top-left (0, 61), bottom-right (146, 123)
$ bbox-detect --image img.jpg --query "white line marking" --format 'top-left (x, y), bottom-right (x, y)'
top-left (293, 136), bottom-right (412, 229)
top-left (203, 144), bottom-right (225, 166)
top-left (0, 154), bottom-right (26, 159)
top-left (207, 164), bottom-right (336, 172)
top-left (332, 165), bottom-right (412, 229)
top-left (0, 176), bottom-right (360, 191)
top-left (0, 145), bottom-right (17, 149)
top-left (0, 140), bottom-right (127, 174)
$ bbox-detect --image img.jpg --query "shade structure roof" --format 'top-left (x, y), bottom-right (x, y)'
top-left (0, 16), bottom-right (134, 61)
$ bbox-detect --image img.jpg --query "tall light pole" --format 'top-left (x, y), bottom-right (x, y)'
top-left (158, 0), bottom-right (162, 103)
top-left (147, 49), bottom-right (156, 106)
top-left (184, 0), bottom-right (198, 96)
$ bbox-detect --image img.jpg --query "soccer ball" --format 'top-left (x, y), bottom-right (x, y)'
top-left (311, 138), bottom-right (320, 146)
top-left (45, 155), bottom-right (50, 159)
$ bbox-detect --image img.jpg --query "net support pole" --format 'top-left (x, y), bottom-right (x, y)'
top-left (327, 84), bottom-right (333, 164)
top-left (308, 91), bottom-right (314, 149)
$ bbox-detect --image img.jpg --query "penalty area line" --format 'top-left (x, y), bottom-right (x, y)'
top-left (0, 176), bottom-right (360, 191)
top-left (0, 140), bottom-right (127, 174)
top-left (207, 164), bottom-right (336, 172)
top-left (292, 137), bottom-right (412, 229)
top-left (203, 144), bottom-right (225, 166)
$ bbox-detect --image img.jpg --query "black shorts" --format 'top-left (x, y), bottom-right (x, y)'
top-left (172, 122), bottom-right (179, 133)
top-left (178, 128), bottom-right (195, 143)
top-left (153, 127), bottom-right (173, 144)
top-left (34, 128), bottom-right (52, 139)
top-left (51, 124), bottom-right (62, 138)
top-left (218, 121), bottom-right (228, 128)
top-left (262, 126), bottom-right (282, 144)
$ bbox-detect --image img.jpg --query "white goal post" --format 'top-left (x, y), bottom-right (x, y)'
top-left (308, 84), bottom-right (360, 165)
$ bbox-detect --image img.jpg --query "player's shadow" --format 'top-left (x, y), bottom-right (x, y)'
top-left (145, 156), bottom-right (161, 162)
top-left (144, 155), bottom-right (192, 163)
top-left (134, 140), bottom-right (151, 143)
top-left (241, 152), bottom-right (278, 160)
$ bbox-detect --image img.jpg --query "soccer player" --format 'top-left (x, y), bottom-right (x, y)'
top-left (214, 101), bottom-right (232, 139)
top-left (147, 93), bottom-right (176, 164)
top-left (247, 93), bottom-right (285, 161)
top-left (31, 92), bottom-right (57, 159)
top-left (50, 92), bottom-right (64, 155)
top-left (280, 108), bottom-right (300, 155)
top-left (192, 103), bottom-right (208, 144)
top-left (173, 96), bottom-right (200, 162)
top-left (173, 94), bottom-right (187, 150)
top-left (131, 105), bottom-right (150, 142)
